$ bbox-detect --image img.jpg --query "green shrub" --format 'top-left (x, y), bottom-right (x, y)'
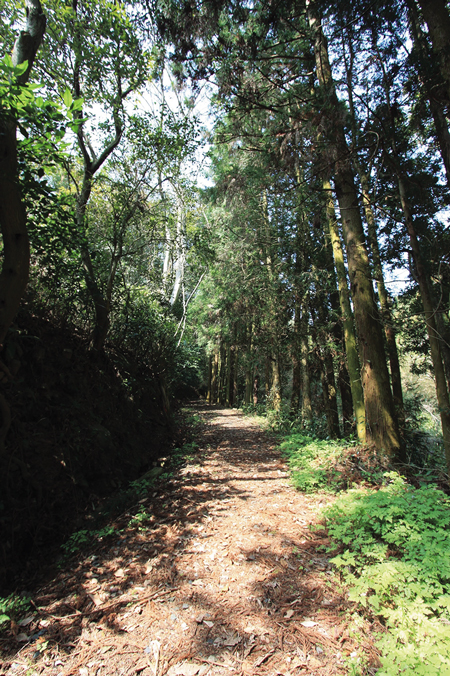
top-left (0, 594), bottom-right (31, 627)
top-left (280, 433), bottom-right (358, 492)
top-left (324, 473), bottom-right (450, 675)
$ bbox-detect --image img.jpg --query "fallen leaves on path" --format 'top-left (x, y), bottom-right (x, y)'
top-left (0, 404), bottom-right (380, 675)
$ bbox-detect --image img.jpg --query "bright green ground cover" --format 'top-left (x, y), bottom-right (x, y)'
top-left (282, 433), bottom-right (450, 675)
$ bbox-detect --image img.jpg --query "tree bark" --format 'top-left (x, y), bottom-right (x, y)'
top-left (321, 346), bottom-right (340, 438)
top-left (407, 0), bottom-right (450, 183)
top-left (233, 345), bottom-right (238, 406)
top-left (212, 349), bottom-right (218, 404)
top-left (71, 1), bottom-right (126, 351)
top-left (291, 346), bottom-right (301, 416)
top-left (265, 355), bottom-right (271, 401)
top-left (270, 354), bottom-right (282, 412)
top-left (359, 173), bottom-right (405, 430)
top-left (308, 2), bottom-right (401, 458)
top-left (0, 1), bottom-right (46, 346)
top-left (207, 353), bottom-right (213, 404)
top-left (342, 32), bottom-right (405, 427)
top-left (416, 0), bottom-right (450, 105)
top-left (323, 222), bottom-right (356, 436)
top-left (300, 295), bottom-right (313, 425)
top-left (398, 175), bottom-right (450, 472)
top-left (244, 323), bottom-right (253, 405)
top-left (376, 40), bottom-right (450, 465)
top-left (323, 179), bottom-right (366, 442)
top-left (314, 299), bottom-right (341, 438)
top-left (218, 341), bottom-right (226, 404)
top-left (253, 374), bottom-right (260, 405)
top-left (338, 356), bottom-right (354, 435)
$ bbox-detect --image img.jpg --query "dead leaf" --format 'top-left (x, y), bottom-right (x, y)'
top-left (114, 568), bottom-right (125, 578)
top-left (223, 634), bottom-right (241, 646)
top-left (17, 616), bottom-right (34, 627)
top-left (133, 659), bottom-right (149, 674)
top-left (88, 593), bottom-right (103, 607)
top-left (284, 609), bottom-right (295, 619)
top-left (300, 620), bottom-right (317, 627)
top-left (99, 646), bottom-right (113, 654)
top-left (308, 656), bottom-right (322, 669)
top-left (254, 650), bottom-right (274, 667)
top-left (170, 662), bottom-right (200, 676)
top-left (291, 657), bottom-right (306, 669)
top-left (204, 620), bottom-right (214, 628)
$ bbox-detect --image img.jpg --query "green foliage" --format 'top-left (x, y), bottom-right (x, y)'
top-left (128, 469), bottom-right (161, 497)
top-left (324, 474), bottom-right (450, 674)
top-left (116, 288), bottom-right (177, 370)
top-left (172, 341), bottom-right (204, 395)
top-left (0, 53), bottom-right (82, 153)
top-left (280, 434), bottom-right (359, 492)
top-left (0, 594), bottom-right (30, 627)
top-left (61, 525), bottom-right (116, 557)
top-left (128, 506), bottom-right (151, 531)
top-left (401, 361), bottom-right (446, 474)
top-left (61, 529), bottom-right (91, 556)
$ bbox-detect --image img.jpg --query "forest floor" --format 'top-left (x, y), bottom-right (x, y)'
top-left (0, 403), bottom-right (380, 676)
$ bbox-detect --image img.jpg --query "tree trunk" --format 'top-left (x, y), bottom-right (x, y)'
top-left (311, 302), bottom-right (341, 438)
top-left (0, 1), bottom-right (46, 346)
top-left (244, 323), bottom-right (253, 405)
top-left (233, 346), bottom-right (238, 406)
top-left (225, 343), bottom-right (232, 406)
top-left (226, 342), bottom-right (237, 407)
top-left (207, 353), bottom-right (213, 404)
top-left (300, 296), bottom-right (313, 425)
top-left (398, 175), bottom-right (450, 472)
top-left (253, 374), bottom-right (260, 405)
top-left (342, 29), bottom-right (405, 431)
top-left (270, 354), bottom-right (282, 412)
top-left (245, 367), bottom-right (253, 405)
top-left (265, 355), bottom-right (271, 401)
top-left (407, 0), bottom-right (450, 184)
top-left (323, 178), bottom-right (366, 442)
top-left (291, 351), bottom-right (301, 416)
top-left (218, 341), bottom-right (226, 404)
top-left (212, 349), bottom-right (219, 404)
top-left (435, 306), bottom-right (450, 393)
top-left (338, 357), bottom-right (354, 435)
top-left (308, 3), bottom-right (401, 458)
top-left (71, 3), bottom-right (124, 351)
top-left (321, 347), bottom-right (340, 438)
top-left (359, 173), bottom-right (405, 431)
top-left (416, 0), bottom-right (450, 105)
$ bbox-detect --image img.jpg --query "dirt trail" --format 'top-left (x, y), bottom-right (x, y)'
top-left (0, 405), bottom-right (375, 676)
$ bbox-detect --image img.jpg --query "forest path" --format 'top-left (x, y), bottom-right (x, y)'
top-left (1, 404), bottom-right (373, 676)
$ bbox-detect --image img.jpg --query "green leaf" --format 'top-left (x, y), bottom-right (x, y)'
top-left (13, 61), bottom-right (28, 77)
top-left (2, 55), bottom-right (13, 69)
top-left (71, 97), bottom-right (83, 111)
top-left (63, 88), bottom-right (73, 108)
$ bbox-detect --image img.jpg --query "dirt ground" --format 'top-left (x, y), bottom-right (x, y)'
top-left (0, 404), bottom-right (379, 675)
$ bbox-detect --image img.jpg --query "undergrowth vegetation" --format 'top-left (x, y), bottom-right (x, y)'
top-left (280, 434), bottom-right (382, 491)
top-left (0, 411), bottom-right (203, 628)
top-left (281, 431), bottom-right (450, 675)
